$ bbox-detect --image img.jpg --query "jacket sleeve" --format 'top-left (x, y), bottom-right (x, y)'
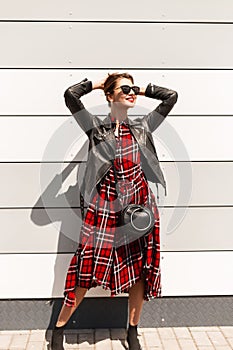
top-left (143, 83), bottom-right (178, 132)
top-left (64, 78), bottom-right (93, 134)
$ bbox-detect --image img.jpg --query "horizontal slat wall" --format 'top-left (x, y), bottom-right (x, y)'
top-left (1, 162), bottom-right (233, 208)
top-left (0, 70), bottom-right (232, 116)
top-left (0, 117), bottom-right (88, 161)
top-left (1, 70), bottom-right (233, 116)
top-left (0, 2), bottom-right (233, 299)
top-left (1, 0), bottom-right (233, 22)
top-left (0, 207), bottom-right (233, 253)
top-left (1, 23), bottom-right (233, 68)
top-left (0, 116), bottom-right (233, 161)
top-left (0, 253), bottom-right (117, 298)
top-left (0, 252), bottom-right (232, 298)
top-left (161, 252), bottom-right (233, 296)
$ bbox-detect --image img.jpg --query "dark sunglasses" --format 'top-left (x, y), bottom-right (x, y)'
top-left (115, 85), bottom-right (140, 95)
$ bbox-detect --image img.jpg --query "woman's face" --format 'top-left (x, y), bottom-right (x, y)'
top-left (107, 78), bottom-right (138, 109)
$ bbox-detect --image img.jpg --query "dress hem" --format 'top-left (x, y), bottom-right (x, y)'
top-left (63, 271), bottom-right (161, 307)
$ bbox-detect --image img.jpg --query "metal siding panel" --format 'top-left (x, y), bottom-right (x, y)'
top-left (0, 299), bottom-right (128, 330)
top-left (0, 207), bottom-right (233, 253)
top-left (0, 163), bottom-right (81, 207)
top-left (161, 207), bottom-right (233, 250)
top-left (1, 0), bottom-right (233, 22)
top-left (0, 252), bottom-right (232, 298)
top-left (161, 162), bottom-right (233, 206)
top-left (141, 296), bottom-right (233, 327)
top-left (1, 23), bottom-right (233, 68)
top-left (0, 208), bottom-right (82, 253)
top-left (0, 116), bottom-right (232, 161)
top-left (0, 70), bottom-right (232, 116)
top-left (0, 116), bottom-right (88, 161)
top-left (153, 116), bottom-right (233, 161)
top-left (0, 253), bottom-right (113, 298)
top-left (0, 297), bottom-right (233, 330)
top-left (0, 0), bottom-right (232, 303)
top-left (161, 251), bottom-right (233, 296)
top-left (1, 162), bottom-right (233, 208)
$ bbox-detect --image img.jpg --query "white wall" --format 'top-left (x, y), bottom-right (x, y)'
top-left (0, 1), bottom-right (233, 298)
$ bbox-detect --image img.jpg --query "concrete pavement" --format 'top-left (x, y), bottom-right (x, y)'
top-left (0, 326), bottom-right (233, 350)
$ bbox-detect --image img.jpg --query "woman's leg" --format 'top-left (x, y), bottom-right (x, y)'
top-left (51, 287), bottom-right (88, 349)
top-left (56, 286), bottom-right (88, 327)
top-left (128, 278), bottom-right (144, 326)
top-left (127, 279), bottom-right (144, 350)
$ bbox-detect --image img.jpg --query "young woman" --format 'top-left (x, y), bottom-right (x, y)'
top-left (51, 73), bottom-right (178, 350)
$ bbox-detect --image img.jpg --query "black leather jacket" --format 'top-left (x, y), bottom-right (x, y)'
top-left (64, 79), bottom-right (178, 199)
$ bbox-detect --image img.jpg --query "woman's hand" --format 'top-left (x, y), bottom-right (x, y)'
top-left (92, 76), bottom-right (108, 90)
top-left (139, 87), bottom-right (146, 95)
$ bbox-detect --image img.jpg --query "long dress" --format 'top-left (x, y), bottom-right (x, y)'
top-left (64, 119), bottom-right (161, 306)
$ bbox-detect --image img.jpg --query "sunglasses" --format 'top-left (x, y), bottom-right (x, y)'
top-left (115, 85), bottom-right (140, 95)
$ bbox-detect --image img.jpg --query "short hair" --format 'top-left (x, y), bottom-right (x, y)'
top-left (104, 72), bottom-right (134, 104)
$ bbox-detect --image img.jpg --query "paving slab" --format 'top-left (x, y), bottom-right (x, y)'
top-left (220, 328), bottom-right (233, 338)
top-left (0, 327), bottom-right (232, 350)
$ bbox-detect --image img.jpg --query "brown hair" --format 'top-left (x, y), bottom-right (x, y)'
top-left (104, 72), bottom-right (134, 103)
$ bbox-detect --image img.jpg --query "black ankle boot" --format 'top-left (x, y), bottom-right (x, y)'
top-left (51, 325), bottom-right (65, 350)
top-left (126, 324), bottom-right (142, 350)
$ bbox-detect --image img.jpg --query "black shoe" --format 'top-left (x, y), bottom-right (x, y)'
top-left (51, 325), bottom-right (65, 350)
top-left (126, 324), bottom-right (142, 350)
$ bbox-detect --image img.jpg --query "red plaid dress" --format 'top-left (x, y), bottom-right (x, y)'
top-left (64, 120), bottom-right (161, 306)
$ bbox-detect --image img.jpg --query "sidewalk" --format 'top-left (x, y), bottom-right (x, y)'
top-left (0, 326), bottom-right (233, 350)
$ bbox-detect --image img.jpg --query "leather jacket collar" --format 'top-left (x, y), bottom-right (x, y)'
top-left (101, 113), bottom-right (146, 146)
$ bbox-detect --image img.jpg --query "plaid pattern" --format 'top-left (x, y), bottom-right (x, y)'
top-left (64, 121), bottom-right (161, 306)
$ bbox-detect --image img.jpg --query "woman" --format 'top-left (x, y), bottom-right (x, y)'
top-left (51, 73), bottom-right (178, 350)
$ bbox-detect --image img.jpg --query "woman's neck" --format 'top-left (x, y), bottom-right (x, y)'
top-left (110, 104), bottom-right (128, 122)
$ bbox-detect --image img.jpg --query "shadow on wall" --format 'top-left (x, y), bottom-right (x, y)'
top-left (30, 140), bottom-right (87, 339)
top-left (30, 136), bottom-right (128, 345)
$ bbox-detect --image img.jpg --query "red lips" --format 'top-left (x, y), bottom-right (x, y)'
top-left (126, 97), bottom-right (135, 103)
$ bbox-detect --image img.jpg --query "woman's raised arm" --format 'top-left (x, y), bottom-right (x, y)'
top-left (64, 77), bottom-right (107, 134)
top-left (64, 78), bottom-right (94, 134)
top-left (141, 83), bottom-right (178, 132)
